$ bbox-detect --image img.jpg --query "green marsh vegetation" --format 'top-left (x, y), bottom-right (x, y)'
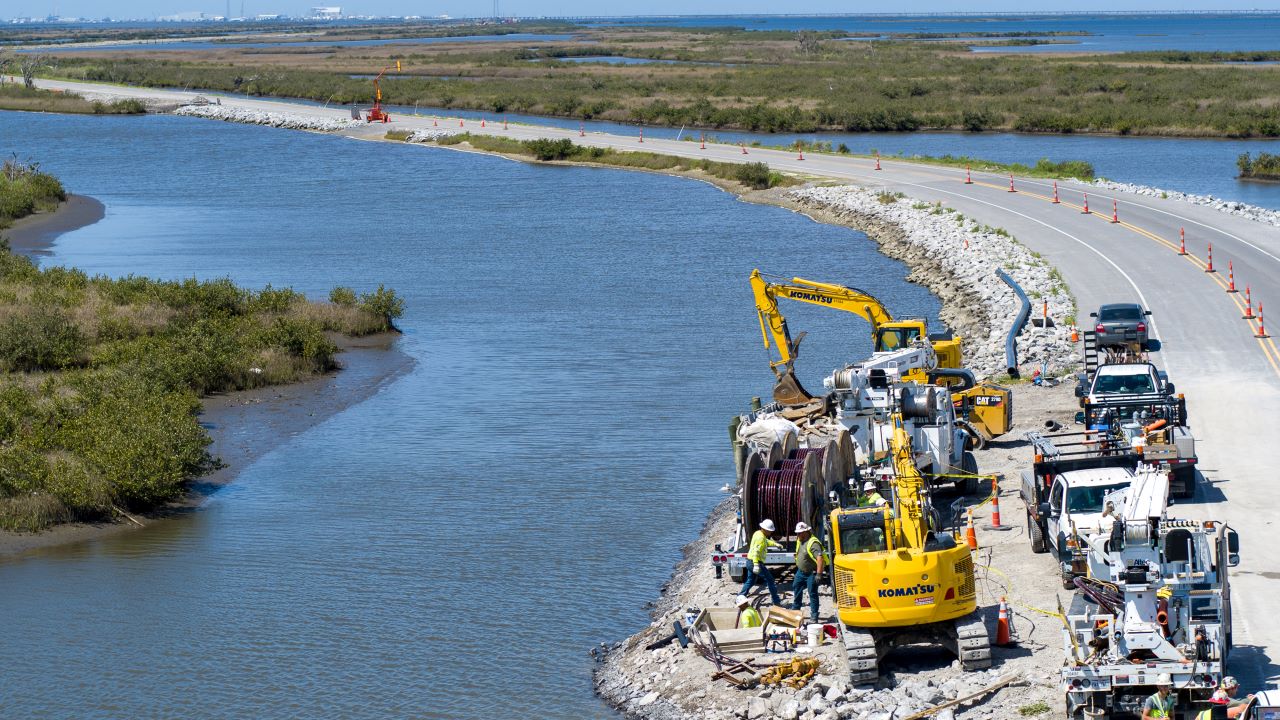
top-left (429, 133), bottom-right (792, 189)
top-left (0, 83), bottom-right (145, 115)
top-left (0, 156), bottom-right (65, 229)
top-left (0, 170), bottom-right (405, 532)
top-left (1238, 152), bottom-right (1280, 180)
top-left (42, 26), bottom-right (1280, 137)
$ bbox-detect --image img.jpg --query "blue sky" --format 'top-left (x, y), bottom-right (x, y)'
top-left (12, 1), bottom-right (1280, 19)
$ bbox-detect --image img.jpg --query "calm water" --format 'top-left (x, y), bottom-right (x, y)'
top-left (592, 13), bottom-right (1280, 53)
top-left (36, 33), bottom-right (577, 52)
top-left (28, 14), bottom-right (1280, 54)
top-left (0, 111), bottom-right (941, 718)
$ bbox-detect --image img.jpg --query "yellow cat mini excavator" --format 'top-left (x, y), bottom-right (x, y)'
top-left (828, 403), bottom-right (992, 683)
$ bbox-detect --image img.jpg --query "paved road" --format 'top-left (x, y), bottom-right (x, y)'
top-left (35, 78), bottom-right (1280, 686)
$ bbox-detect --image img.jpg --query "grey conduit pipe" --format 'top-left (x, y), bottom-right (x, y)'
top-left (996, 269), bottom-right (1030, 379)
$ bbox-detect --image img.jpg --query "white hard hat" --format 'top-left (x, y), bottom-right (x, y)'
top-left (863, 481), bottom-right (876, 492)
top-left (795, 522), bottom-right (811, 534)
top-left (1156, 673), bottom-right (1173, 687)
top-left (1222, 676), bottom-right (1239, 689)
top-left (760, 519), bottom-right (776, 532)
top-left (735, 594), bottom-right (750, 606)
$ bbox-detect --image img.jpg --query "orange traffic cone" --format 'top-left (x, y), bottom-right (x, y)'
top-left (1052, 181), bottom-right (1060, 204)
top-left (991, 492), bottom-right (1003, 529)
top-left (996, 597), bottom-right (1014, 646)
top-left (1008, 174), bottom-right (1016, 193)
top-left (1206, 243), bottom-right (1216, 273)
top-left (1244, 286), bottom-right (1256, 319)
top-left (1071, 325), bottom-right (1079, 342)
top-left (1258, 303), bottom-right (1269, 338)
top-left (1227, 261), bottom-right (1238, 293)
top-left (1179, 227), bottom-right (1187, 255)
top-left (965, 508), bottom-right (978, 550)
top-left (1082, 193), bottom-right (1090, 214)
top-left (1111, 199), bottom-right (1120, 224)
top-left (875, 152), bottom-right (882, 171)
top-left (965, 166), bottom-right (973, 184)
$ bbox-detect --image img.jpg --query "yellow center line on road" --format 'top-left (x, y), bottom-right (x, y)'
top-left (967, 178), bottom-right (1280, 380)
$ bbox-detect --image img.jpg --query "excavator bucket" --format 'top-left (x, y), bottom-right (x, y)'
top-left (772, 364), bottom-right (818, 406)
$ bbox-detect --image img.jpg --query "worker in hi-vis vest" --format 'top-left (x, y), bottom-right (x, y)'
top-left (1142, 675), bottom-right (1177, 720)
top-left (735, 594), bottom-right (762, 629)
top-left (859, 480), bottom-right (888, 508)
top-left (740, 519), bottom-right (783, 605)
top-left (790, 521), bottom-right (827, 623)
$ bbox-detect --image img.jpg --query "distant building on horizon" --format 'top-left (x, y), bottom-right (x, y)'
top-left (311, 6), bottom-right (341, 19)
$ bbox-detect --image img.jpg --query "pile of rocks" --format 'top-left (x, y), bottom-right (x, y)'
top-left (785, 186), bottom-right (1078, 379)
top-left (406, 128), bottom-right (457, 143)
top-left (1094, 179), bottom-right (1280, 230)
top-left (171, 104), bottom-right (361, 132)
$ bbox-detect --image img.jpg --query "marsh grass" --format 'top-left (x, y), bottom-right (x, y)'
top-left (0, 219), bottom-right (405, 532)
top-left (440, 133), bottom-right (793, 189)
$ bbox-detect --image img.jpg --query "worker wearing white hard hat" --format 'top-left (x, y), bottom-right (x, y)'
top-left (740, 519), bottom-right (783, 605)
top-left (790, 521), bottom-right (827, 623)
top-left (734, 594), bottom-right (762, 629)
top-left (859, 480), bottom-right (888, 508)
top-left (1142, 674), bottom-right (1177, 720)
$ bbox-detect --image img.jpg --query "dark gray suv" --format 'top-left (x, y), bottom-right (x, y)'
top-left (1090, 303), bottom-right (1151, 349)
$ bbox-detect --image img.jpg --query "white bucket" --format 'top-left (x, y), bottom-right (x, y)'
top-left (1083, 708), bottom-right (1106, 720)
top-left (807, 624), bottom-right (823, 647)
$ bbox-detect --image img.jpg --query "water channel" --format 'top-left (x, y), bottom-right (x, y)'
top-left (0, 110), bottom-right (939, 718)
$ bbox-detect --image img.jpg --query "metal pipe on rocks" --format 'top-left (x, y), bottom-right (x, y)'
top-left (996, 269), bottom-right (1031, 379)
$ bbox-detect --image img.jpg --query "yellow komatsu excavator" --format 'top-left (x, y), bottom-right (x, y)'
top-left (827, 408), bottom-right (991, 683)
top-left (750, 269), bottom-right (1011, 447)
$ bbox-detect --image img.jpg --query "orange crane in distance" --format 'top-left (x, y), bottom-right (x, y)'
top-left (366, 60), bottom-right (401, 123)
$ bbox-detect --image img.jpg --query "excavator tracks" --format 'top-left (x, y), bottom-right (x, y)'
top-left (841, 625), bottom-right (881, 685)
top-left (955, 614), bottom-right (993, 671)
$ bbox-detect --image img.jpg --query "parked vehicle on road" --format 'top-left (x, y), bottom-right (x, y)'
top-left (1090, 302), bottom-right (1151, 350)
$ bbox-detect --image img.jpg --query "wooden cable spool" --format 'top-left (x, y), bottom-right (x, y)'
top-left (741, 451), bottom-right (765, 531)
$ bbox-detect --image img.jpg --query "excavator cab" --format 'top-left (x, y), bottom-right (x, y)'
top-left (874, 324), bottom-right (922, 352)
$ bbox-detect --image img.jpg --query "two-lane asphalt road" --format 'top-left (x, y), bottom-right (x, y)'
top-left (31, 77), bottom-right (1280, 685)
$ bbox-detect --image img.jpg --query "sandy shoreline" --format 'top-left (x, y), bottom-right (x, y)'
top-left (0, 193), bottom-right (416, 561)
top-left (3, 194), bottom-right (105, 257)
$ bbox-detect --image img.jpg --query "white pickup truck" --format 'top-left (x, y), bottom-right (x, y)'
top-left (1023, 459), bottom-right (1150, 586)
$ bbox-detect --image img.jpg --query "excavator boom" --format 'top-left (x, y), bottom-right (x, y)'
top-left (750, 269), bottom-right (960, 404)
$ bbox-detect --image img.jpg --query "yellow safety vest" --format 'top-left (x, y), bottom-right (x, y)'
top-left (747, 530), bottom-right (776, 563)
top-left (1147, 693), bottom-right (1176, 719)
top-left (738, 606), bottom-right (762, 628)
top-left (859, 492), bottom-right (887, 508)
top-left (795, 536), bottom-right (826, 572)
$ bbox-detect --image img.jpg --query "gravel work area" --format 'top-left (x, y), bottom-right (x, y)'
top-left (171, 103), bottom-right (362, 132)
top-left (782, 185), bottom-right (1078, 380)
top-left (594, 382), bottom-right (1082, 720)
top-left (1094, 179), bottom-right (1280, 230)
